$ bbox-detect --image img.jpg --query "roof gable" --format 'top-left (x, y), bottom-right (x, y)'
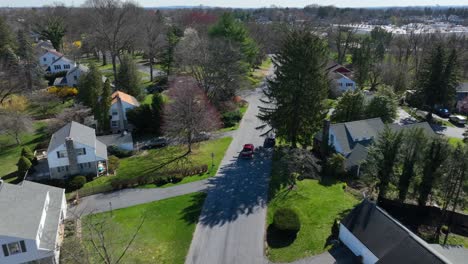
top-left (47, 121), bottom-right (97, 153)
top-left (111, 91), bottom-right (140, 107)
top-left (344, 118), bottom-right (385, 142)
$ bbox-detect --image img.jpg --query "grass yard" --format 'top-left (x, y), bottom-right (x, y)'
top-left (266, 152), bottom-right (359, 262)
top-left (76, 192), bottom-right (206, 264)
top-left (245, 57), bottom-right (272, 88)
top-left (28, 98), bottom-right (74, 119)
top-left (0, 122), bottom-right (47, 181)
top-left (72, 137), bottom-right (232, 197)
top-left (444, 233), bottom-right (468, 248)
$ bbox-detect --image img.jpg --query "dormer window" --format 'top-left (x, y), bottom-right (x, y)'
top-left (2, 241), bottom-right (27, 256)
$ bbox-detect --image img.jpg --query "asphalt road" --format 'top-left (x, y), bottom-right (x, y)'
top-left (185, 86), bottom-right (273, 264)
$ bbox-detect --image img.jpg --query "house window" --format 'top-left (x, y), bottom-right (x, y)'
top-left (88, 162), bottom-right (92, 168)
top-left (112, 111), bottom-right (118, 115)
top-left (54, 65), bottom-right (62, 70)
top-left (57, 150), bottom-right (67, 158)
top-left (43, 57), bottom-right (46, 62)
top-left (111, 121), bottom-right (118, 127)
top-left (74, 76), bottom-right (78, 81)
top-left (346, 83), bottom-right (354, 87)
top-left (76, 148), bottom-right (86, 156)
top-left (2, 241), bottom-right (26, 256)
top-left (64, 64), bottom-right (70, 69)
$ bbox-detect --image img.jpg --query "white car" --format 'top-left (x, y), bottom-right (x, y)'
top-left (449, 115), bottom-right (467, 126)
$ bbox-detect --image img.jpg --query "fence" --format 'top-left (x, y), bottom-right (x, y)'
top-left (378, 198), bottom-right (468, 237)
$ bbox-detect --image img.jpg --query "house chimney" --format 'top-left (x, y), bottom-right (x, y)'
top-left (65, 137), bottom-right (79, 176)
top-left (321, 119), bottom-right (331, 157)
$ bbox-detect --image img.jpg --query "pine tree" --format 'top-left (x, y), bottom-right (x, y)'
top-left (77, 63), bottom-right (103, 113)
top-left (151, 92), bottom-right (164, 135)
top-left (416, 44), bottom-right (459, 120)
top-left (398, 128), bottom-right (427, 202)
top-left (16, 29), bottom-right (39, 90)
top-left (159, 26), bottom-right (182, 77)
top-left (98, 79), bottom-right (112, 132)
top-left (418, 137), bottom-right (450, 206)
top-left (116, 53), bottom-right (141, 97)
top-left (21, 146), bottom-right (35, 162)
top-left (258, 29), bottom-right (329, 148)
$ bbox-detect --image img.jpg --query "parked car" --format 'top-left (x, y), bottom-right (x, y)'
top-left (141, 137), bottom-right (168, 150)
top-left (449, 115), bottom-right (467, 126)
top-left (192, 132), bottom-right (211, 142)
top-left (436, 108), bottom-right (451, 118)
top-left (240, 144), bottom-right (254, 158)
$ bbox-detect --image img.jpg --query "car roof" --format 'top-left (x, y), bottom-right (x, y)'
top-left (244, 144), bottom-right (254, 147)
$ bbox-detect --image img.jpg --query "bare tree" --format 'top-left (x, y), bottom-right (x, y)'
top-left (142, 10), bottom-right (165, 82)
top-left (0, 110), bottom-right (33, 145)
top-left (61, 210), bottom-right (145, 264)
top-left (85, 0), bottom-right (142, 80)
top-left (46, 103), bottom-right (93, 134)
top-left (164, 76), bottom-right (221, 153)
top-left (328, 25), bottom-right (356, 64)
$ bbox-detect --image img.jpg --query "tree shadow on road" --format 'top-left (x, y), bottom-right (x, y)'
top-left (182, 148), bottom-right (273, 227)
top-left (180, 192), bottom-right (207, 225)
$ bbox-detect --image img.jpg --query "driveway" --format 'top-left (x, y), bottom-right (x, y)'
top-left (185, 86), bottom-right (273, 264)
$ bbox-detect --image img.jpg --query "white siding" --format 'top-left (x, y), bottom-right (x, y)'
top-left (339, 224), bottom-right (379, 264)
top-left (47, 142), bottom-right (97, 169)
top-left (0, 236), bottom-right (52, 264)
top-left (38, 52), bottom-right (58, 68)
top-left (49, 58), bottom-right (75, 73)
top-left (337, 77), bottom-right (357, 92)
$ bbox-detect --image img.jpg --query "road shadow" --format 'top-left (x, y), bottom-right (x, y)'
top-left (430, 124), bottom-right (447, 134)
top-left (188, 147), bottom-right (273, 227)
top-left (180, 192), bottom-right (207, 225)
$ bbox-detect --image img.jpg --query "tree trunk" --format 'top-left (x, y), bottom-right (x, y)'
top-left (149, 57), bottom-right (154, 82)
top-left (15, 133), bottom-right (21, 145)
top-left (102, 51), bottom-right (107, 66)
top-left (112, 53), bottom-right (118, 82)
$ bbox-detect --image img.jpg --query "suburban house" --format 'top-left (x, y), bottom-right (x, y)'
top-left (330, 72), bottom-right (357, 94)
top-left (47, 121), bottom-right (108, 179)
top-left (64, 64), bottom-right (89, 87)
top-left (456, 83), bottom-right (468, 113)
top-left (339, 200), bottom-right (468, 264)
top-left (0, 180), bottom-right (67, 264)
top-left (39, 49), bottom-right (64, 68)
top-left (326, 61), bottom-right (357, 94)
top-left (314, 118), bottom-right (435, 175)
top-left (47, 56), bottom-right (76, 74)
top-left (110, 91), bottom-right (140, 133)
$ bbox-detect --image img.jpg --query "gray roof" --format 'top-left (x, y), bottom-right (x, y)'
top-left (67, 64), bottom-right (89, 76)
top-left (47, 122), bottom-right (107, 161)
top-left (345, 143), bottom-right (368, 169)
top-left (342, 200), bottom-right (451, 264)
top-left (391, 122), bottom-right (436, 137)
top-left (345, 118), bottom-right (385, 143)
top-left (0, 181), bottom-right (65, 250)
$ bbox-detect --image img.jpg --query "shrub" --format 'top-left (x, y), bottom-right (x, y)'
top-left (325, 153), bottom-right (346, 178)
top-left (47, 86), bottom-right (78, 98)
top-left (108, 155), bottom-right (120, 174)
top-left (108, 146), bottom-right (133, 158)
top-left (273, 208), bottom-right (301, 233)
top-left (68, 176), bottom-right (87, 191)
top-left (17, 156), bottom-right (32, 180)
top-left (222, 110), bottom-right (242, 127)
top-left (21, 146), bottom-right (35, 161)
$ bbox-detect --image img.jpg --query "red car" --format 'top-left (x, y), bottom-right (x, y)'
top-left (240, 144), bottom-right (254, 158)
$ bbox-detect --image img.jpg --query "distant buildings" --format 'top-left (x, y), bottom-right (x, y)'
top-left (0, 180), bottom-right (66, 264)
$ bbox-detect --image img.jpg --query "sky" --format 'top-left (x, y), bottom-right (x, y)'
top-left (0, 0), bottom-right (467, 8)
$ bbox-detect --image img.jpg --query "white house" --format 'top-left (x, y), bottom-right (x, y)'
top-left (47, 121), bottom-right (108, 179)
top-left (0, 180), bottom-right (67, 264)
top-left (110, 91), bottom-right (140, 133)
top-left (39, 49), bottom-right (63, 68)
top-left (65, 64), bottom-right (89, 87)
top-left (331, 72), bottom-right (357, 94)
top-left (339, 200), bottom-right (460, 264)
top-left (48, 56), bottom-right (76, 74)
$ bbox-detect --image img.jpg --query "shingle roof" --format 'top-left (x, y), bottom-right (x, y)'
top-left (456, 83), bottom-right (468, 93)
top-left (50, 55), bottom-right (74, 66)
top-left (345, 118), bottom-right (384, 142)
top-left (111, 91), bottom-right (140, 107)
top-left (345, 143), bottom-right (368, 169)
top-left (67, 64), bottom-right (89, 76)
top-left (342, 200), bottom-right (450, 263)
top-left (45, 49), bottom-right (63, 57)
top-left (0, 180), bottom-right (64, 250)
top-left (47, 121), bottom-right (98, 153)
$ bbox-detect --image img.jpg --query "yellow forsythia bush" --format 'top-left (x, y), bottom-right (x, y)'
top-left (47, 86), bottom-right (78, 98)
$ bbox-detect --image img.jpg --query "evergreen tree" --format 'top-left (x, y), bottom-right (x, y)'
top-left (416, 44), bottom-right (459, 120)
top-left (258, 29), bottom-right (329, 148)
top-left (418, 137), bottom-right (450, 206)
top-left (16, 29), bottom-right (39, 91)
top-left (365, 127), bottom-right (403, 200)
top-left (98, 79), bottom-right (112, 132)
top-left (36, 17), bottom-right (66, 51)
top-left (77, 63), bottom-right (103, 112)
top-left (159, 26), bottom-right (182, 77)
top-left (151, 92), bottom-right (164, 135)
top-left (21, 146), bottom-right (35, 162)
top-left (398, 128), bottom-right (427, 202)
top-left (331, 90), bottom-right (365, 122)
top-left (365, 94), bottom-right (398, 123)
top-left (209, 13), bottom-right (259, 68)
top-left (17, 156), bottom-right (32, 180)
top-left (116, 53), bottom-right (141, 97)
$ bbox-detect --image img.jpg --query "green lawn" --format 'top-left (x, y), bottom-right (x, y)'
top-left (72, 137), bottom-right (232, 197)
top-left (0, 122), bottom-right (47, 181)
top-left (245, 57), bottom-right (272, 88)
top-left (77, 192), bottom-right (205, 264)
top-left (444, 233), bottom-right (468, 248)
top-left (266, 152), bottom-right (359, 262)
top-left (27, 99), bottom-right (74, 119)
